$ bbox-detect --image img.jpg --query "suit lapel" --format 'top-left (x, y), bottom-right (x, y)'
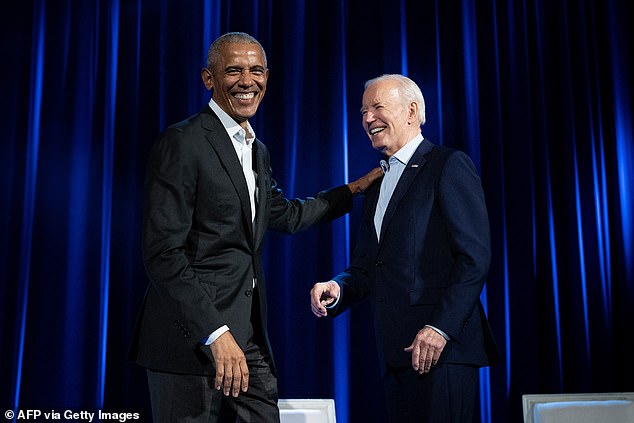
top-left (200, 107), bottom-right (255, 244)
top-left (253, 139), bottom-right (268, 249)
top-left (379, 138), bottom-right (434, 242)
top-left (365, 180), bottom-right (382, 245)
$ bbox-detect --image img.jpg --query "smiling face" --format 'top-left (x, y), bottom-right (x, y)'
top-left (201, 42), bottom-right (269, 129)
top-left (361, 79), bottom-right (420, 157)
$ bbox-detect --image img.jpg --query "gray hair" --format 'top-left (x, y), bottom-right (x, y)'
top-left (206, 32), bottom-right (268, 70)
top-left (364, 74), bottom-right (426, 125)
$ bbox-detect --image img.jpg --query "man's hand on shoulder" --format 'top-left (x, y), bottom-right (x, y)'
top-left (347, 167), bottom-right (383, 195)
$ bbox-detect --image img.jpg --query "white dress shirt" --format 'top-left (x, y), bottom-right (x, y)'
top-left (204, 98), bottom-right (258, 345)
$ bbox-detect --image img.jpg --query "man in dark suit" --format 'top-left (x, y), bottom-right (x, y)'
top-left (311, 74), bottom-right (499, 422)
top-left (129, 32), bottom-right (380, 422)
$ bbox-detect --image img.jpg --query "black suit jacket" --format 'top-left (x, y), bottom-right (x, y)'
top-left (330, 138), bottom-right (499, 371)
top-left (129, 106), bottom-right (352, 375)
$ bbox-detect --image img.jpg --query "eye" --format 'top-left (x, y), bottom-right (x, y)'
top-left (226, 68), bottom-right (241, 76)
top-left (250, 68), bottom-right (265, 76)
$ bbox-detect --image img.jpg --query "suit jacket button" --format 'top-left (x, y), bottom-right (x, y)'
top-left (245, 289), bottom-right (253, 297)
top-left (375, 260), bottom-right (383, 267)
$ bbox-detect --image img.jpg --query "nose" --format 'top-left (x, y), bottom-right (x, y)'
top-left (238, 70), bottom-right (254, 86)
top-left (364, 110), bottom-right (375, 124)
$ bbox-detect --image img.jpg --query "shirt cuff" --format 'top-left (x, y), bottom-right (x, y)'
top-left (425, 324), bottom-right (450, 341)
top-left (203, 325), bottom-right (230, 345)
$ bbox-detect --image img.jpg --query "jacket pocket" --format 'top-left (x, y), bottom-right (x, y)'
top-left (200, 278), bottom-right (217, 301)
top-left (409, 286), bottom-right (445, 305)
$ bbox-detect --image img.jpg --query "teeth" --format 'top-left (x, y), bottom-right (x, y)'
top-left (235, 92), bottom-right (255, 100)
top-left (370, 127), bottom-right (386, 135)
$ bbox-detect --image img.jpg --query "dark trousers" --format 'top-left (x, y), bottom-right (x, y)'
top-left (147, 288), bottom-right (279, 423)
top-left (147, 341), bottom-right (279, 423)
top-left (383, 363), bottom-right (479, 423)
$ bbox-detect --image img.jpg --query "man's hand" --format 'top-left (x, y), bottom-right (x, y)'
top-left (310, 281), bottom-right (341, 317)
top-left (209, 331), bottom-right (249, 397)
top-left (347, 167), bottom-right (383, 195)
top-left (404, 327), bottom-right (447, 374)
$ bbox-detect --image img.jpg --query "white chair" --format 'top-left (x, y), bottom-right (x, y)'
top-left (522, 392), bottom-right (634, 423)
top-left (278, 399), bottom-right (336, 423)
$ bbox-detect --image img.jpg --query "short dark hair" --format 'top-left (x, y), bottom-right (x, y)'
top-left (206, 32), bottom-right (268, 70)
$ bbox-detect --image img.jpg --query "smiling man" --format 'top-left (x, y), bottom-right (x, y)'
top-left (129, 32), bottom-right (380, 423)
top-left (310, 74), bottom-right (499, 422)
top-left (360, 77), bottom-right (422, 157)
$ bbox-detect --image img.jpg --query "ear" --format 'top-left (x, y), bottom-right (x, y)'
top-left (201, 68), bottom-right (213, 91)
top-left (408, 101), bottom-right (418, 123)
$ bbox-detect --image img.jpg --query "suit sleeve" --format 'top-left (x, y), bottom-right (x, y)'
top-left (329, 258), bottom-right (372, 318)
top-left (142, 128), bottom-right (224, 348)
top-left (329, 186), bottom-right (380, 317)
top-left (428, 151), bottom-right (491, 340)
top-left (266, 164), bottom-right (354, 233)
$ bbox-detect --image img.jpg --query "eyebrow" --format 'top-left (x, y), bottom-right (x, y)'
top-left (225, 65), bottom-right (266, 71)
top-left (360, 102), bottom-right (381, 112)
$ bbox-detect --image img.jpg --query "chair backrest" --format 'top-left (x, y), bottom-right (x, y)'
top-left (522, 392), bottom-right (634, 423)
top-left (278, 399), bottom-right (336, 423)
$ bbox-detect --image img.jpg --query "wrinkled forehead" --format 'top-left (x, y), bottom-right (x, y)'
top-left (216, 43), bottom-right (266, 66)
top-left (362, 80), bottom-right (401, 106)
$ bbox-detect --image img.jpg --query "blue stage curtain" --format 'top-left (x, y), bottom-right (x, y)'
top-left (1, 0), bottom-right (632, 422)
